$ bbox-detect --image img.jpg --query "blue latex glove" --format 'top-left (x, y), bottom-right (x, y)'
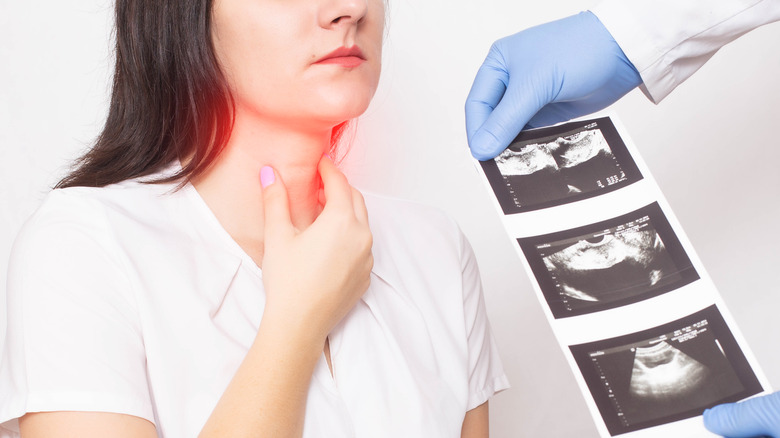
top-left (465, 11), bottom-right (642, 160)
top-left (704, 392), bottom-right (780, 437)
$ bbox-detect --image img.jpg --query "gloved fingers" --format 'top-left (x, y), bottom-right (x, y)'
top-left (465, 51), bottom-right (510, 143)
top-left (469, 79), bottom-right (545, 161)
top-left (703, 392), bottom-right (780, 438)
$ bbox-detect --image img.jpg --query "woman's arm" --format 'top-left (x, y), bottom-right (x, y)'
top-left (461, 402), bottom-right (490, 438)
top-left (198, 310), bottom-right (326, 437)
top-left (19, 412), bottom-right (156, 437)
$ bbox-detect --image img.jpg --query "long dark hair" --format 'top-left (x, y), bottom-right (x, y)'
top-left (57, 0), bottom-right (347, 189)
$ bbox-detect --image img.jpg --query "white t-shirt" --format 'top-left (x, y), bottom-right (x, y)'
top-left (0, 169), bottom-right (509, 437)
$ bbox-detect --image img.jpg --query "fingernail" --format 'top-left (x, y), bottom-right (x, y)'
top-left (260, 166), bottom-right (275, 188)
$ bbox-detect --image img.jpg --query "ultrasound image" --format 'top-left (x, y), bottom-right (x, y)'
top-left (541, 216), bottom-right (678, 307)
top-left (520, 203), bottom-right (698, 318)
top-left (480, 118), bottom-right (642, 213)
top-left (496, 129), bottom-right (614, 182)
top-left (630, 341), bottom-right (709, 402)
top-left (570, 306), bottom-right (762, 435)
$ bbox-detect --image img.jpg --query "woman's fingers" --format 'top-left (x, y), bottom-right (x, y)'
top-left (318, 155), bottom-right (370, 223)
top-left (260, 166), bottom-right (294, 245)
top-left (351, 187), bottom-right (369, 224)
top-left (318, 155), bottom-right (353, 212)
top-left (259, 159), bottom-right (373, 340)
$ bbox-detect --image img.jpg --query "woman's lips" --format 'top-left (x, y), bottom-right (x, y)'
top-left (314, 46), bottom-right (366, 68)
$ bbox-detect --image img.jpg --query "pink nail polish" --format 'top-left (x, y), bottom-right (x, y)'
top-left (260, 166), bottom-right (275, 188)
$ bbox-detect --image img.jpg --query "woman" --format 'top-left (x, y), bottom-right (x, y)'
top-left (0, 0), bottom-right (508, 436)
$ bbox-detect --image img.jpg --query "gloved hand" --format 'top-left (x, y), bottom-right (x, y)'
top-left (704, 392), bottom-right (780, 437)
top-left (465, 11), bottom-right (642, 160)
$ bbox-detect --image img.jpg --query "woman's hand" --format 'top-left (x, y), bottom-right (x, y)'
top-left (260, 154), bottom-right (374, 345)
top-left (200, 156), bottom-right (373, 437)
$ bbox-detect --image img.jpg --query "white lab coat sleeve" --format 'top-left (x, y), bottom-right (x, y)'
top-left (458, 229), bottom-right (510, 411)
top-left (591, 0), bottom-right (780, 103)
top-left (0, 190), bottom-right (154, 436)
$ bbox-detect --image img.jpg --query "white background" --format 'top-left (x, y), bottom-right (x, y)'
top-left (1, 0), bottom-right (779, 436)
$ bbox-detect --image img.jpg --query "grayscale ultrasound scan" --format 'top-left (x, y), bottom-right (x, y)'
top-left (570, 306), bottom-right (762, 435)
top-left (519, 203), bottom-right (699, 318)
top-left (480, 118), bottom-right (642, 214)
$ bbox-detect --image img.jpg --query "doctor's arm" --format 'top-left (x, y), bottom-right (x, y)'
top-left (465, 0), bottom-right (780, 160)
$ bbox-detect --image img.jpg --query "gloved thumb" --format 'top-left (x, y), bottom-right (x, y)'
top-left (703, 392), bottom-right (780, 438)
top-left (261, 166), bottom-right (295, 244)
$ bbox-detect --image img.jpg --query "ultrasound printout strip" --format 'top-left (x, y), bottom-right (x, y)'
top-left (475, 115), bottom-right (769, 437)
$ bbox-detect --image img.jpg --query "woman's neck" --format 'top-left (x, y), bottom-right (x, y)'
top-left (191, 115), bottom-right (332, 263)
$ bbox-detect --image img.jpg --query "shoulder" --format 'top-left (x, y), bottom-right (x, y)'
top-left (362, 191), bottom-right (464, 255)
top-left (13, 187), bottom-right (119, 262)
top-left (9, 178), bottom-right (186, 294)
top-left (13, 180), bottom-right (172, 255)
top-left (359, 191), bottom-right (473, 306)
top-left (8, 184), bottom-right (145, 293)
top-left (24, 176), bottom-right (176, 226)
top-left (362, 191), bottom-right (453, 224)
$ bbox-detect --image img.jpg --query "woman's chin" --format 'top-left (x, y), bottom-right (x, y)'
top-left (312, 99), bottom-right (372, 125)
top-left (312, 83), bottom-right (376, 116)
